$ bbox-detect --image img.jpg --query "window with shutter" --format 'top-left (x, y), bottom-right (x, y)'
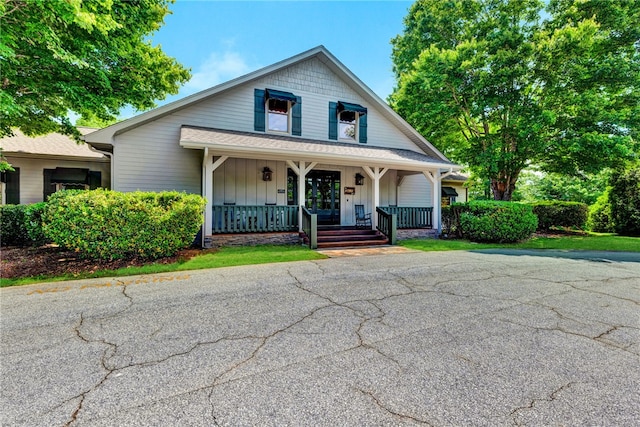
top-left (329, 101), bottom-right (367, 143)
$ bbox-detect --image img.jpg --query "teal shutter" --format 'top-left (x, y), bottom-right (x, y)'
top-left (3, 168), bottom-right (19, 204)
top-left (88, 171), bottom-right (102, 189)
top-left (328, 102), bottom-right (338, 140)
top-left (254, 89), bottom-right (265, 132)
top-left (291, 96), bottom-right (302, 136)
top-left (359, 113), bottom-right (367, 144)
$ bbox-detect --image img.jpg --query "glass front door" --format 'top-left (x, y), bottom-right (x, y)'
top-left (305, 170), bottom-right (340, 225)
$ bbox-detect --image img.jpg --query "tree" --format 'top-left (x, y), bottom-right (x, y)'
top-left (609, 162), bottom-right (640, 236)
top-left (390, 0), bottom-right (639, 200)
top-left (1, 0), bottom-right (190, 140)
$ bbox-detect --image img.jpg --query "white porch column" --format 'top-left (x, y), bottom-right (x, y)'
top-left (203, 153), bottom-right (228, 241)
top-left (286, 160), bottom-right (316, 231)
top-left (423, 169), bottom-right (441, 231)
top-left (362, 166), bottom-right (388, 229)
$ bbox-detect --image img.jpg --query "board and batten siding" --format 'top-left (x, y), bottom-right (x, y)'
top-left (3, 157), bottom-right (110, 205)
top-left (398, 174), bottom-right (433, 208)
top-left (212, 159), bottom-right (397, 225)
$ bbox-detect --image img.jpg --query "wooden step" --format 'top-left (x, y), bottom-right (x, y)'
top-left (317, 238), bottom-right (389, 249)
top-left (318, 234), bottom-right (386, 243)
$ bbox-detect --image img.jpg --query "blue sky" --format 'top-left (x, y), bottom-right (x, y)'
top-left (126, 0), bottom-right (413, 117)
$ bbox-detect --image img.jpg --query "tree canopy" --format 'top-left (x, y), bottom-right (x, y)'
top-left (390, 0), bottom-right (639, 200)
top-left (0, 0), bottom-right (190, 139)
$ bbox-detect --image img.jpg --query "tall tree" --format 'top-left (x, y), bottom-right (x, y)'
top-left (0, 0), bottom-right (190, 139)
top-left (390, 0), bottom-right (639, 200)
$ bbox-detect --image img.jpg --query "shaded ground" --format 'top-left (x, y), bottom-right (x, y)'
top-left (1, 245), bottom-right (209, 279)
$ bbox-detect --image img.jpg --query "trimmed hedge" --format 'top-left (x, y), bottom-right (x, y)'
top-left (25, 202), bottom-right (50, 246)
top-left (459, 201), bottom-right (538, 243)
top-left (42, 189), bottom-right (206, 260)
top-left (0, 204), bottom-right (29, 246)
top-left (442, 201), bottom-right (537, 243)
top-left (529, 201), bottom-right (588, 231)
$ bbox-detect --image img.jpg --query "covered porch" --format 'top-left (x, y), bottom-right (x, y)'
top-left (179, 126), bottom-right (460, 248)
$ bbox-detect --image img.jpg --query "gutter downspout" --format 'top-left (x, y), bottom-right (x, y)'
top-left (87, 146), bottom-right (114, 190)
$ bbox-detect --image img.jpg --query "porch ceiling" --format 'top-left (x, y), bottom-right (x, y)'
top-left (180, 125), bottom-right (459, 172)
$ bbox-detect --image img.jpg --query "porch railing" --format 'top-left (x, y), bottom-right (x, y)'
top-left (301, 206), bottom-right (317, 249)
top-left (376, 207), bottom-right (397, 245)
top-left (212, 205), bottom-right (298, 233)
top-left (380, 206), bottom-right (433, 229)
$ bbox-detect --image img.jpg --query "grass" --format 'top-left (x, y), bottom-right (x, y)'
top-left (3, 234), bottom-right (638, 288)
top-left (400, 233), bottom-right (640, 253)
top-left (0, 245), bottom-right (327, 288)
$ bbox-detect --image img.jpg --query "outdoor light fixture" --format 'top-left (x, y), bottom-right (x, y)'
top-left (262, 167), bottom-right (273, 181)
top-left (355, 173), bottom-right (365, 186)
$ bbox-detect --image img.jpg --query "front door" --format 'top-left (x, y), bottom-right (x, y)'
top-left (305, 170), bottom-right (340, 225)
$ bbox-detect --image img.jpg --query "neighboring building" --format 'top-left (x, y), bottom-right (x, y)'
top-left (0, 127), bottom-right (110, 205)
top-left (442, 173), bottom-right (469, 206)
top-left (84, 46), bottom-right (461, 247)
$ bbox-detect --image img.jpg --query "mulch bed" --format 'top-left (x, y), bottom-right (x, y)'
top-left (0, 245), bottom-right (211, 279)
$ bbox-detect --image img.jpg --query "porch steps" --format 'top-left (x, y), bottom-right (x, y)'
top-left (315, 228), bottom-right (389, 249)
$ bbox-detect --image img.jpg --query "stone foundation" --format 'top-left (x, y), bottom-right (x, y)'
top-left (205, 232), bottom-right (302, 248)
top-left (397, 228), bottom-right (439, 240)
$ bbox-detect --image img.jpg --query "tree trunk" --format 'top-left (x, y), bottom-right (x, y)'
top-left (490, 178), bottom-right (516, 201)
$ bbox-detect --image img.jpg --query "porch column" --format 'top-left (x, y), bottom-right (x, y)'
top-left (286, 160), bottom-right (316, 231)
top-left (362, 166), bottom-right (388, 229)
top-left (203, 153), bottom-right (228, 240)
top-left (423, 169), bottom-right (441, 231)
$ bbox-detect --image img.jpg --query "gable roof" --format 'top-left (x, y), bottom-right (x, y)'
top-left (84, 46), bottom-right (450, 162)
top-left (1, 127), bottom-right (107, 161)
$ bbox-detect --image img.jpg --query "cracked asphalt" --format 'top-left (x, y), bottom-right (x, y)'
top-left (1, 249), bottom-right (639, 426)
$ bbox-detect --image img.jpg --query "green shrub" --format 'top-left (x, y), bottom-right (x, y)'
top-left (0, 204), bottom-right (29, 246)
top-left (459, 201), bottom-right (538, 243)
top-left (529, 201), bottom-right (589, 231)
top-left (587, 192), bottom-right (615, 233)
top-left (24, 202), bottom-right (50, 246)
top-left (609, 165), bottom-right (640, 237)
top-left (42, 189), bottom-right (206, 260)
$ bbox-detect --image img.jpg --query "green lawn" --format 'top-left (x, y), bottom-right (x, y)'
top-left (400, 233), bottom-right (640, 253)
top-left (0, 245), bottom-right (327, 288)
top-left (3, 234), bottom-right (638, 288)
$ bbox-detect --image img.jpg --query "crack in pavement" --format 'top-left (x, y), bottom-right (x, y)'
top-left (510, 382), bottom-right (574, 425)
top-left (357, 388), bottom-right (434, 425)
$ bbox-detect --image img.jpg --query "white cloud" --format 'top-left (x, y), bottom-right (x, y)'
top-left (185, 51), bottom-right (253, 92)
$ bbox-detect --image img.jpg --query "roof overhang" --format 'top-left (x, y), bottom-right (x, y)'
top-left (180, 126), bottom-right (461, 173)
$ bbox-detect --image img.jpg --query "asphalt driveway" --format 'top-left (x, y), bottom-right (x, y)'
top-left (2, 250), bottom-right (639, 426)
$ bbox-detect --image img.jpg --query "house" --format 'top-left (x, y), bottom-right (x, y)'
top-left (84, 46), bottom-right (461, 248)
top-left (442, 173), bottom-right (469, 206)
top-left (0, 127), bottom-right (111, 205)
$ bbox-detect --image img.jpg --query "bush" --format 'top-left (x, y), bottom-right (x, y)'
top-left (529, 201), bottom-right (588, 231)
top-left (609, 165), bottom-right (640, 236)
top-left (587, 192), bottom-right (615, 233)
top-left (24, 202), bottom-right (50, 246)
top-left (459, 201), bottom-right (538, 243)
top-left (0, 204), bottom-right (29, 246)
top-left (42, 189), bottom-right (206, 260)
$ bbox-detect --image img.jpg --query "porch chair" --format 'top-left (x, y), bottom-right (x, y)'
top-left (355, 204), bottom-right (372, 229)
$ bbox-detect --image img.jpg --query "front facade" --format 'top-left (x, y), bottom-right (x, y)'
top-left (0, 128), bottom-right (110, 205)
top-left (85, 46), bottom-right (460, 246)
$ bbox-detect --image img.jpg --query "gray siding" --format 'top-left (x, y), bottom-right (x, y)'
top-left (3, 156), bottom-right (110, 205)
